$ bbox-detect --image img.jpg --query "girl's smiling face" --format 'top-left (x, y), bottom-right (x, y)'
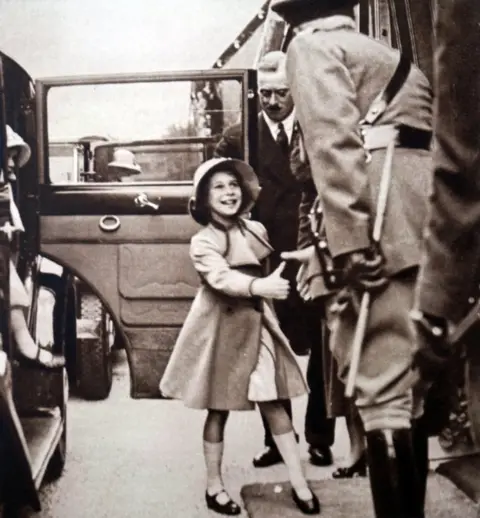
top-left (207, 170), bottom-right (243, 223)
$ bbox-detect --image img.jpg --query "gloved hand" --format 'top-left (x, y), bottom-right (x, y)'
top-left (410, 310), bottom-right (452, 383)
top-left (335, 248), bottom-right (388, 293)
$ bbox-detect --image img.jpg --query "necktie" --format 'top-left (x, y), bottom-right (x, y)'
top-left (276, 122), bottom-right (289, 154)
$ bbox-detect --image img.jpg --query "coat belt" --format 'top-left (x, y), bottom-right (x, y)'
top-left (361, 124), bottom-right (432, 152)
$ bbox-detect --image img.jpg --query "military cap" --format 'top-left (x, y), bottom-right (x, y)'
top-left (271, 0), bottom-right (359, 24)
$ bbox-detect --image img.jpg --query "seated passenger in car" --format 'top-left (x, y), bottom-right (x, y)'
top-left (6, 125), bottom-right (64, 369)
top-left (107, 149), bottom-right (142, 181)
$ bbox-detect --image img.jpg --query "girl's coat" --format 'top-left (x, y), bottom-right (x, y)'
top-left (160, 218), bottom-right (308, 410)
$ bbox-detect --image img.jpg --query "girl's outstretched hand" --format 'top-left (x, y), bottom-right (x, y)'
top-left (251, 262), bottom-right (290, 300)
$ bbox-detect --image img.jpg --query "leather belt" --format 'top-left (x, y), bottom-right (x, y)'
top-left (361, 124), bottom-right (431, 152)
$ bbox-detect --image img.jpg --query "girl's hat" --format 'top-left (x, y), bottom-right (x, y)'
top-left (6, 125), bottom-right (31, 168)
top-left (107, 149), bottom-right (142, 176)
top-left (189, 157), bottom-right (261, 225)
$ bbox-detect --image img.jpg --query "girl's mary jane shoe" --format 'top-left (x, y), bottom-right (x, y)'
top-left (205, 490), bottom-right (241, 516)
top-left (291, 487), bottom-right (321, 515)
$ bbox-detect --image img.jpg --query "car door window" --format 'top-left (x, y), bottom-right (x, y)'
top-left (45, 77), bottom-right (245, 185)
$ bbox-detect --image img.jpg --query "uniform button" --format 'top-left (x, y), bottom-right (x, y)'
top-left (468, 297), bottom-right (475, 304)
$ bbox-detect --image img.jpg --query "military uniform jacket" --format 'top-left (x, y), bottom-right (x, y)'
top-left (159, 218), bottom-right (308, 410)
top-left (286, 16), bottom-right (433, 276)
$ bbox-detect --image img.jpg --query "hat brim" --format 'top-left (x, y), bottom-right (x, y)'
top-left (107, 162), bottom-right (142, 175)
top-left (11, 143), bottom-right (31, 169)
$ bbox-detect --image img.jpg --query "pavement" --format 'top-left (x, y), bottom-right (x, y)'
top-left (34, 352), bottom-right (350, 518)
top-left (30, 350), bottom-right (476, 518)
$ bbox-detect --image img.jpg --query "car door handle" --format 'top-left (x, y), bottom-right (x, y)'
top-left (134, 193), bottom-right (160, 210)
top-left (99, 215), bottom-right (121, 232)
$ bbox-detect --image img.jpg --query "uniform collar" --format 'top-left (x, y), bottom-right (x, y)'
top-left (297, 15), bottom-right (356, 33)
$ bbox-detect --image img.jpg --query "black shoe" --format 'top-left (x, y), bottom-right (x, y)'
top-left (332, 453), bottom-right (367, 478)
top-left (252, 446), bottom-right (283, 468)
top-left (308, 445), bottom-right (333, 467)
top-left (205, 490), bottom-right (241, 515)
top-left (291, 487), bottom-right (321, 515)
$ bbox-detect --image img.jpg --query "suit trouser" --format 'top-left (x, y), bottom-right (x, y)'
top-left (262, 302), bottom-right (335, 449)
top-left (326, 268), bottom-right (425, 432)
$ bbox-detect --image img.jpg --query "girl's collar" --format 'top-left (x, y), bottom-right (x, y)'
top-left (297, 15), bottom-right (357, 33)
top-left (209, 217), bottom-right (239, 232)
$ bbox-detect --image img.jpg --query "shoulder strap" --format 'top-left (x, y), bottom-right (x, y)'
top-left (361, 53), bottom-right (412, 126)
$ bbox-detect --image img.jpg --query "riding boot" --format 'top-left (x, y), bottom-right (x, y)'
top-left (365, 428), bottom-right (424, 518)
top-left (411, 419), bottom-right (429, 516)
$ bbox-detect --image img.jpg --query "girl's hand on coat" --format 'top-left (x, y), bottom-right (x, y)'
top-left (251, 262), bottom-right (290, 300)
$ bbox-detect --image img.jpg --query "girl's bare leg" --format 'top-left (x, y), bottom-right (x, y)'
top-left (259, 400), bottom-right (312, 501)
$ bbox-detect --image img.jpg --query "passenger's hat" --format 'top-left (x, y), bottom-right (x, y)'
top-left (188, 157), bottom-right (260, 225)
top-left (271, 0), bottom-right (359, 23)
top-left (107, 148), bottom-right (142, 176)
top-left (6, 125), bottom-right (31, 168)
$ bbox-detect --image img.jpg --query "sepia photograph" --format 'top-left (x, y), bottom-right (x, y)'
top-left (0, 0), bottom-right (479, 516)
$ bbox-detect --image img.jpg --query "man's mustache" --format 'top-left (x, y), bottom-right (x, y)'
top-left (267, 105), bottom-right (281, 111)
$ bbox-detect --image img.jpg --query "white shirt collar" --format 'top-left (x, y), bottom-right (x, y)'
top-left (262, 109), bottom-right (296, 143)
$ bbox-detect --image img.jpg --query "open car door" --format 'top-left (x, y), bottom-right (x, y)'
top-left (37, 68), bottom-right (258, 398)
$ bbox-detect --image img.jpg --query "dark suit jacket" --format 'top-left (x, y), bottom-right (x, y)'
top-left (215, 113), bottom-right (318, 354)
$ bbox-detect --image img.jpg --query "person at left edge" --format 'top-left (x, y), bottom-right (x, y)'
top-left (215, 50), bottom-right (335, 470)
top-left (6, 125), bottom-right (65, 369)
top-left (159, 157), bottom-right (320, 515)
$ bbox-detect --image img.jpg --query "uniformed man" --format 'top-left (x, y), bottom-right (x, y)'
top-left (271, 0), bottom-right (434, 516)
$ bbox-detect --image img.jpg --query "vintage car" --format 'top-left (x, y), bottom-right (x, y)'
top-left (0, 44), bottom-right (257, 512)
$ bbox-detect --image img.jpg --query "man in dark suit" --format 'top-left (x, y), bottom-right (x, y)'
top-left (215, 51), bottom-right (335, 469)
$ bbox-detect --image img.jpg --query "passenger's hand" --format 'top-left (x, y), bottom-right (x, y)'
top-left (251, 262), bottom-right (290, 300)
top-left (281, 246), bottom-right (315, 300)
top-left (336, 249), bottom-right (388, 293)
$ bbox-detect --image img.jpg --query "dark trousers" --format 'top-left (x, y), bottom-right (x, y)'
top-left (262, 338), bottom-right (335, 449)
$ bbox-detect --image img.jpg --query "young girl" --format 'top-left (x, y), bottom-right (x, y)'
top-left (160, 158), bottom-right (320, 516)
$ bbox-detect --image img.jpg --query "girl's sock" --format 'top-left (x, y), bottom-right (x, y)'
top-left (272, 431), bottom-right (312, 501)
top-left (203, 440), bottom-right (228, 501)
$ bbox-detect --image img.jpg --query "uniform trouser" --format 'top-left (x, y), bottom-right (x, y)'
top-left (325, 268), bottom-right (424, 432)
